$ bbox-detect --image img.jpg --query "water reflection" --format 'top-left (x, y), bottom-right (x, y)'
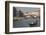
top-left (13, 16), bottom-right (40, 28)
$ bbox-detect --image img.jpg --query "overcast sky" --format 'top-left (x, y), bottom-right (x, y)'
top-left (14, 7), bottom-right (40, 13)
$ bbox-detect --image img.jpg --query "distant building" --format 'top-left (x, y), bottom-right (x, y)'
top-left (24, 11), bottom-right (40, 18)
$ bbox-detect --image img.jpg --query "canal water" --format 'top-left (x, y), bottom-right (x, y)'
top-left (13, 17), bottom-right (40, 28)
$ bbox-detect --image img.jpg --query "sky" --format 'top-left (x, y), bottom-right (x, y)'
top-left (14, 7), bottom-right (40, 13)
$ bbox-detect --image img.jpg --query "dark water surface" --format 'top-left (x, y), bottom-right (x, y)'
top-left (13, 17), bottom-right (40, 28)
